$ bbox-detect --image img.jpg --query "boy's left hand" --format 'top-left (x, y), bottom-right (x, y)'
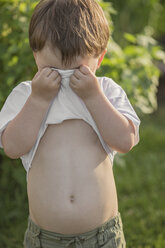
top-left (69, 65), bottom-right (101, 101)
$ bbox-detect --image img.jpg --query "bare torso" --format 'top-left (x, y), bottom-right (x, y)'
top-left (27, 119), bottom-right (118, 234)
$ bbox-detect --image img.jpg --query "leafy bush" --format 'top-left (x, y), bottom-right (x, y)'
top-left (0, 0), bottom-right (164, 114)
top-left (98, 0), bottom-right (165, 114)
top-left (0, 0), bottom-right (38, 104)
top-left (98, 31), bottom-right (165, 114)
top-left (106, 0), bottom-right (165, 43)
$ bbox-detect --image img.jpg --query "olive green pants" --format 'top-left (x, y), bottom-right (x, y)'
top-left (23, 212), bottom-right (126, 248)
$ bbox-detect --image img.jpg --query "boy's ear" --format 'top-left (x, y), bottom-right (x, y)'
top-left (97, 49), bottom-right (107, 69)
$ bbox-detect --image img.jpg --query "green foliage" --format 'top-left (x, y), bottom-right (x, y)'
top-left (0, 0), bottom-right (38, 106)
top-left (0, 0), bottom-right (164, 114)
top-left (0, 153), bottom-right (28, 247)
top-left (97, 0), bottom-right (165, 114)
top-left (98, 30), bottom-right (165, 114)
top-left (113, 106), bottom-right (165, 247)
top-left (107, 0), bottom-right (165, 43)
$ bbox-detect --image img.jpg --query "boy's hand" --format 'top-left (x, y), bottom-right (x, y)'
top-left (31, 68), bottom-right (61, 103)
top-left (69, 65), bottom-right (101, 100)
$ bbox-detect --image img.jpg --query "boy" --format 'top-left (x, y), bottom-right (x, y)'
top-left (0, 0), bottom-right (140, 247)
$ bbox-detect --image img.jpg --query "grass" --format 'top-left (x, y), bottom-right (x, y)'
top-left (113, 106), bottom-right (165, 247)
top-left (0, 106), bottom-right (165, 248)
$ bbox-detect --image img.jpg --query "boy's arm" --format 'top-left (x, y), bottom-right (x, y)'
top-left (2, 95), bottom-right (50, 158)
top-left (2, 68), bottom-right (61, 159)
top-left (70, 65), bottom-right (137, 153)
top-left (83, 92), bottom-right (135, 153)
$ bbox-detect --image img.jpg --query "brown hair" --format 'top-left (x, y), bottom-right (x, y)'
top-left (29, 0), bottom-right (110, 65)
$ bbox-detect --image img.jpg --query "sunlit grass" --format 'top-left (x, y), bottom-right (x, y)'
top-left (114, 106), bottom-right (165, 247)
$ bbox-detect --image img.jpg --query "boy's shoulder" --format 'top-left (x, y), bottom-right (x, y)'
top-left (97, 76), bottom-right (122, 88)
top-left (97, 76), bottom-right (126, 98)
top-left (12, 81), bottom-right (32, 93)
top-left (7, 81), bottom-right (32, 103)
top-left (3, 81), bottom-right (32, 109)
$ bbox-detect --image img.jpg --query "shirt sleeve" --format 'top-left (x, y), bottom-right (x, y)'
top-left (101, 77), bottom-right (141, 146)
top-left (0, 81), bottom-right (31, 148)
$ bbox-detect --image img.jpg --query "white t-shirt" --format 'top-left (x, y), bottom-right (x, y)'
top-left (0, 69), bottom-right (140, 173)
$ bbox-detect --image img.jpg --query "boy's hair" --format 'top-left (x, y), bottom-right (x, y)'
top-left (29, 0), bottom-right (110, 65)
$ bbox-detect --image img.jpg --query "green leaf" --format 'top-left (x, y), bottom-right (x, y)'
top-left (124, 33), bottom-right (137, 44)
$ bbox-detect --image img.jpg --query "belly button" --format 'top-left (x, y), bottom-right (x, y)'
top-left (70, 195), bottom-right (75, 203)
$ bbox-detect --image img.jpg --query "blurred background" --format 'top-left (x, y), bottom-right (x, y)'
top-left (0, 0), bottom-right (165, 247)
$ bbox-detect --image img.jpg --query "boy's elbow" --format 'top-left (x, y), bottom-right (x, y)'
top-left (119, 135), bottom-right (135, 154)
top-left (4, 146), bottom-right (29, 159)
top-left (2, 132), bottom-right (32, 159)
top-left (2, 137), bottom-right (27, 159)
top-left (118, 119), bottom-right (139, 153)
top-left (107, 139), bottom-right (134, 154)
top-left (3, 142), bottom-right (32, 159)
top-left (2, 134), bottom-right (19, 159)
top-left (119, 143), bottom-right (133, 154)
top-left (3, 145), bottom-right (20, 159)
top-left (108, 134), bottom-right (134, 154)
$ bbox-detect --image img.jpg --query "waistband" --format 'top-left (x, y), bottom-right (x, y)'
top-left (26, 212), bottom-right (123, 247)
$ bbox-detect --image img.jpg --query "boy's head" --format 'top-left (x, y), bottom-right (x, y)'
top-left (29, 0), bottom-right (110, 69)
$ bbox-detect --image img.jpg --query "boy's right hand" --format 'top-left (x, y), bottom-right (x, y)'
top-left (31, 67), bottom-right (61, 103)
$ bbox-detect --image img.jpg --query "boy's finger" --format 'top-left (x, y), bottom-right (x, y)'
top-left (48, 69), bottom-right (59, 79)
top-left (38, 67), bottom-right (52, 77)
top-left (79, 65), bottom-right (90, 75)
top-left (33, 70), bottom-right (41, 80)
top-left (73, 70), bottom-right (81, 80)
top-left (52, 74), bottom-right (61, 84)
top-left (70, 76), bottom-right (78, 88)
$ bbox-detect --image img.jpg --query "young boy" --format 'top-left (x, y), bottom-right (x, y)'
top-left (0, 0), bottom-right (140, 247)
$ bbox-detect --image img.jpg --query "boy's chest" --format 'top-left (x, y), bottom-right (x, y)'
top-left (29, 118), bottom-right (110, 185)
top-left (39, 119), bottom-right (101, 156)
